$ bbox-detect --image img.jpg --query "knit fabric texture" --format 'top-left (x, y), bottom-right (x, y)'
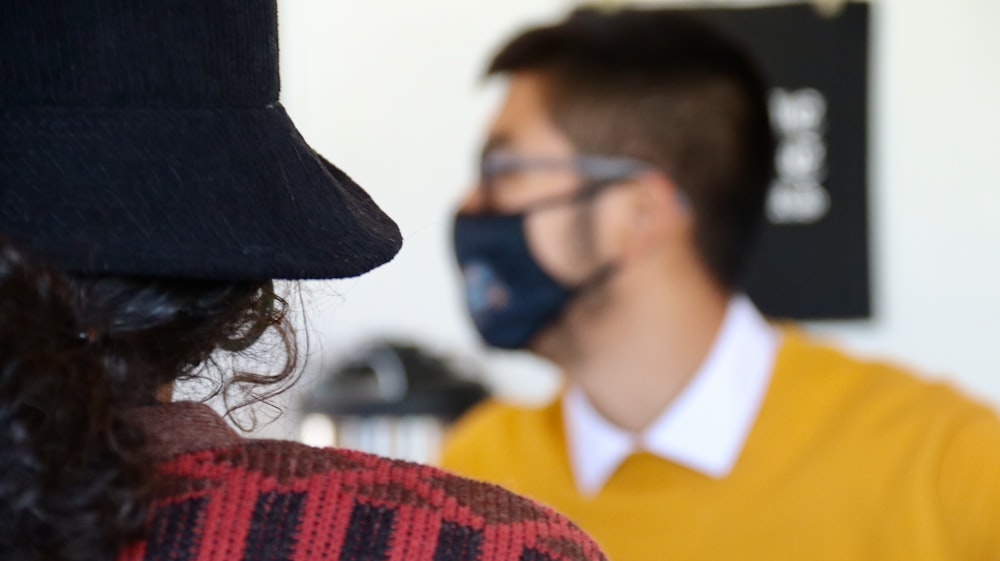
top-left (116, 402), bottom-right (607, 561)
top-left (0, 0), bottom-right (401, 281)
top-left (442, 330), bottom-right (1000, 561)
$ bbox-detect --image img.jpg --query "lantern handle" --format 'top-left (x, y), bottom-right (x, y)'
top-left (587, 0), bottom-right (853, 19)
top-left (810, 0), bottom-right (850, 18)
top-left (368, 346), bottom-right (409, 401)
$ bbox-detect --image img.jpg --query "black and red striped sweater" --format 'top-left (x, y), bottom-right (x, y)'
top-left (117, 402), bottom-right (607, 561)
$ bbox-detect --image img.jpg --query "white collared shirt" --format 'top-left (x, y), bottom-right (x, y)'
top-left (562, 295), bottom-right (780, 496)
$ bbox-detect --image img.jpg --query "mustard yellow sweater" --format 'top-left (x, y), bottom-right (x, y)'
top-left (442, 332), bottom-right (1000, 561)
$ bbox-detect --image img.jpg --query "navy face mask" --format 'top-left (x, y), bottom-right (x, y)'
top-left (452, 189), bottom-right (615, 350)
top-left (453, 212), bottom-right (568, 349)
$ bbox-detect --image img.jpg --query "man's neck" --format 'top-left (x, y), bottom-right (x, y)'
top-left (547, 272), bottom-right (729, 433)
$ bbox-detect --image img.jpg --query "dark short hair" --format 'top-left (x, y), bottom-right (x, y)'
top-left (489, 8), bottom-right (775, 289)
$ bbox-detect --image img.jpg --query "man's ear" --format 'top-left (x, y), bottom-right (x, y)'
top-left (622, 172), bottom-right (689, 257)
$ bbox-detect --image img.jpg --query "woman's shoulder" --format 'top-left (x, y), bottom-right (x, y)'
top-left (138, 439), bottom-right (607, 561)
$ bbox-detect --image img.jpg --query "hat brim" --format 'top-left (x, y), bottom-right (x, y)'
top-left (0, 104), bottom-right (401, 280)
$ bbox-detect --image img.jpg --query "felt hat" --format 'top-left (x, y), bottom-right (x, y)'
top-left (0, 0), bottom-right (401, 280)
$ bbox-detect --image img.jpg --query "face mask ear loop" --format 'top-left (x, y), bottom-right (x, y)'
top-left (570, 262), bottom-right (619, 297)
top-left (563, 180), bottom-right (625, 300)
top-left (521, 178), bottom-right (619, 216)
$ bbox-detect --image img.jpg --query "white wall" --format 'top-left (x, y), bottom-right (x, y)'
top-left (809, 0), bottom-right (1000, 400)
top-left (257, 0), bottom-right (1000, 437)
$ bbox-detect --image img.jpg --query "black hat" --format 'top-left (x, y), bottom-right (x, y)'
top-left (0, 0), bottom-right (401, 280)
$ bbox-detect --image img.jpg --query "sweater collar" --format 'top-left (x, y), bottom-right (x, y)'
top-left (125, 401), bottom-right (243, 460)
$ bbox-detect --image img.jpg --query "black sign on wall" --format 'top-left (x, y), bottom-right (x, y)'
top-left (690, 4), bottom-right (871, 320)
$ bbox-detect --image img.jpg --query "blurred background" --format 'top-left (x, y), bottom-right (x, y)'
top-left (232, 0), bottom-right (1000, 450)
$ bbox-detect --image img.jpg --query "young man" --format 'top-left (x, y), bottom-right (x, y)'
top-left (443, 8), bottom-right (1000, 561)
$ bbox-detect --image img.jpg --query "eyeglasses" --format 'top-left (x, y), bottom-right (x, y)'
top-left (480, 152), bottom-right (654, 192)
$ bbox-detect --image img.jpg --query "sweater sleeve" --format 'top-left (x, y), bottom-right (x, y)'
top-left (938, 407), bottom-right (1000, 560)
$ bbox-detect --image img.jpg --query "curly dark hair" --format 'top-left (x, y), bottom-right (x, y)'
top-left (0, 239), bottom-right (297, 561)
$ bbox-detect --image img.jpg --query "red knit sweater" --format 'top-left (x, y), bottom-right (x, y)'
top-left (116, 402), bottom-right (606, 561)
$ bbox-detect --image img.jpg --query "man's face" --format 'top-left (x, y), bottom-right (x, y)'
top-left (460, 72), bottom-right (610, 287)
top-left (456, 73), bottom-right (692, 355)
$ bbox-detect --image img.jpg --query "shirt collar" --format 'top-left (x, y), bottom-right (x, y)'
top-left (563, 295), bottom-right (779, 496)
